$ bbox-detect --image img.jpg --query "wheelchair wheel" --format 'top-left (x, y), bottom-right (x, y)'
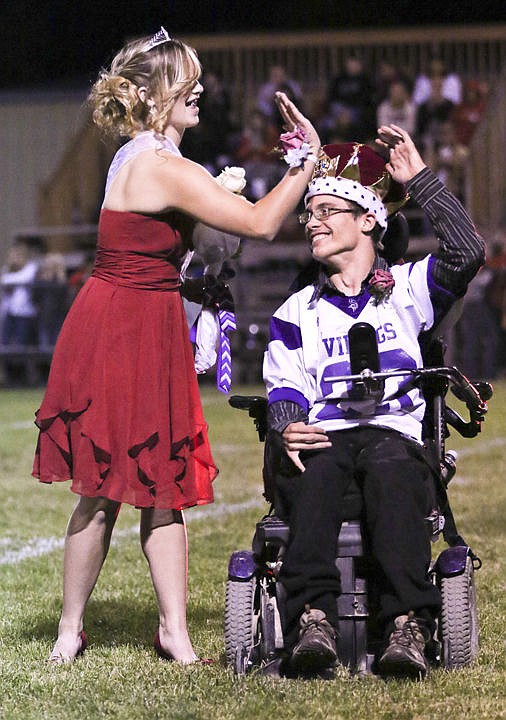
top-left (439, 556), bottom-right (479, 669)
top-left (225, 577), bottom-right (257, 674)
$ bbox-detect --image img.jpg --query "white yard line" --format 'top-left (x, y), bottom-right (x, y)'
top-left (0, 497), bottom-right (263, 566)
top-left (1, 428), bottom-right (502, 566)
top-left (0, 420), bottom-right (36, 430)
top-left (449, 436), bottom-right (504, 458)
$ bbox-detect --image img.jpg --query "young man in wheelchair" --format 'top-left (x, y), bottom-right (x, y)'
top-left (262, 124), bottom-right (485, 678)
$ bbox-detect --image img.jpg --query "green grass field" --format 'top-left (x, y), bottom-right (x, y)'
top-left (1, 382), bottom-right (505, 720)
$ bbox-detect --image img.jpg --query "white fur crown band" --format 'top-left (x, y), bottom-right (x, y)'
top-left (304, 176), bottom-right (388, 230)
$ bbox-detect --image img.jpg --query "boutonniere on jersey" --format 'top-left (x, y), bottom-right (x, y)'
top-left (368, 269), bottom-right (395, 305)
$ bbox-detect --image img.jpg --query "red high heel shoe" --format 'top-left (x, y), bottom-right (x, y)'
top-left (153, 631), bottom-right (214, 665)
top-left (77, 630), bottom-right (88, 657)
top-left (48, 630), bottom-right (87, 664)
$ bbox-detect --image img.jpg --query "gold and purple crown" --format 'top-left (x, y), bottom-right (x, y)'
top-left (305, 143), bottom-right (408, 231)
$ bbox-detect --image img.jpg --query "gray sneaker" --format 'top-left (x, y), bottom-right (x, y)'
top-left (290, 604), bottom-right (337, 673)
top-left (378, 611), bottom-right (430, 678)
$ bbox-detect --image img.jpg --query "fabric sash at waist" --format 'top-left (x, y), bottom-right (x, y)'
top-left (92, 247), bottom-right (181, 291)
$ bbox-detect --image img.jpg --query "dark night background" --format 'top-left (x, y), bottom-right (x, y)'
top-left (1, 1), bottom-right (505, 90)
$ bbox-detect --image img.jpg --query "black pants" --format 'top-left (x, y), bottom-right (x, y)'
top-left (274, 427), bottom-right (442, 651)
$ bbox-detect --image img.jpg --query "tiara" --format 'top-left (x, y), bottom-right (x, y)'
top-left (148, 26), bottom-right (171, 49)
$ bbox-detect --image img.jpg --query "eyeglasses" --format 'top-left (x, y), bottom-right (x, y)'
top-left (297, 207), bottom-right (354, 225)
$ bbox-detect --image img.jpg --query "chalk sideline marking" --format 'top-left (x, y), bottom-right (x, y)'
top-left (0, 496), bottom-right (262, 566)
top-left (1, 434), bottom-right (503, 566)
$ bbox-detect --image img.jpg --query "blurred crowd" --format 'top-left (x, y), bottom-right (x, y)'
top-left (2, 55), bottom-right (504, 385)
top-left (182, 57), bottom-right (489, 208)
top-left (0, 237), bottom-right (93, 385)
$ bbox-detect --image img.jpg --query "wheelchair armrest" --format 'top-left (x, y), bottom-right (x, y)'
top-left (228, 395), bottom-right (268, 441)
top-left (229, 395), bottom-right (267, 412)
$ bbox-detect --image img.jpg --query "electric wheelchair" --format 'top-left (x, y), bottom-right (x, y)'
top-left (224, 322), bottom-right (493, 676)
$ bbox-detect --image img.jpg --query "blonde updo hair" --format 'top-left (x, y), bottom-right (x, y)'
top-left (88, 35), bottom-right (201, 138)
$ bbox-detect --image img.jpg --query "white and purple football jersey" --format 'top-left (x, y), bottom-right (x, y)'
top-left (264, 255), bottom-right (458, 442)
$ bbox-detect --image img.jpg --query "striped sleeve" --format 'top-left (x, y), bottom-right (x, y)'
top-left (406, 168), bottom-right (485, 295)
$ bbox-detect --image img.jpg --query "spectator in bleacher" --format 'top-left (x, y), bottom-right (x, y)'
top-left (373, 58), bottom-right (413, 106)
top-left (376, 79), bottom-right (416, 136)
top-left (180, 69), bottom-right (234, 172)
top-left (426, 121), bottom-right (469, 202)
top-left (483, 236), bottom-right (506, 375)
top-left (257, 64), bottom-right (303, 123)
top-left (32, 253), bottom-right (68, 350)
top-left (412, 58), bottom-right (462, 106)
top-left (450, 79), bottom-right (489, 147)
top-left (318, 102), bottom-right (357, 145)
top-left (456, 264), bottom-right (498, 379)
top-left (415, 75), bottom-right (455, 158)
top-left (0, 240), bottom-right (39, 347)
top-left (322, 54), bottom-right (375, 143)
top-left (232, 109), bottom-right (284, 199)
top-left (0, 240), bottom-right (40, 386)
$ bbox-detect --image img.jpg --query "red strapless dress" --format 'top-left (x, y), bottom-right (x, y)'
top-left (32, 209), bottom-right (217, 509)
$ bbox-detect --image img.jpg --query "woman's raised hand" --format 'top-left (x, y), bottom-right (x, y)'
top-left (274, 91), bottom-right (321, 156)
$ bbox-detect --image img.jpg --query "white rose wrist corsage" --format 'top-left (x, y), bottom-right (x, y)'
top-left (278, 127), bottom-right (317, 169)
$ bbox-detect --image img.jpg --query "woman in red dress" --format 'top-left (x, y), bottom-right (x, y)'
top-left (33, 28), bottom-right (321, 664)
